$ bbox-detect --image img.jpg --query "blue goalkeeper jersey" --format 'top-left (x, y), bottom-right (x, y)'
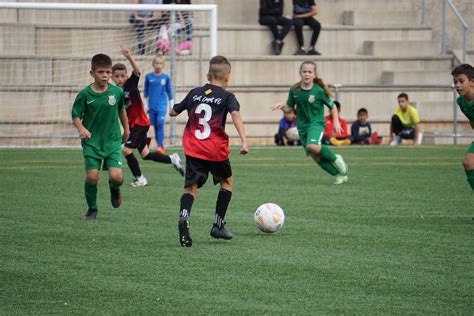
top-left (144, 72), bottom-right (173, 112)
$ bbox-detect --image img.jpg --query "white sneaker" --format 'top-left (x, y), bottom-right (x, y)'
top-left (390, 135), bottom-right (401, 146)
top-left (332, 154), bottom-right (348, 175)
top-left (130, 175), bottom-right (148, 187)
top-left (170, 153), bottom-right (185, 176)
top-left (334, 174), bottom-right (348, 185)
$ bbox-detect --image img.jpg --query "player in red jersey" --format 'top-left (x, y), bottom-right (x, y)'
top-left (112, 46), bottom-right (184, 187)
top-left (170, 55), bottom-right (249, 247)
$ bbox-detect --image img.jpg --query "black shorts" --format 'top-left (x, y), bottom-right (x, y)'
top-left (184, 155), bottom-right (232, 188)
top-left (125, 125), bottom-right (150, 152)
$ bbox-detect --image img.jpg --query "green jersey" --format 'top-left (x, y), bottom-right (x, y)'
top-left (457, 96), bottom-right (474, 123)
top-left (286, 83), bottom-right (334, 132)
top-left (71, 84), bottom-right (125, 158)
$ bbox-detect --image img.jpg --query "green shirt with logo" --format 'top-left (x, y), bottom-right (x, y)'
top-left (286, 84), bottom-right (334, 132)
top-left (71, 84), bottom-right (125, 158)
top-left (457, 95), bottom-right (474, 123)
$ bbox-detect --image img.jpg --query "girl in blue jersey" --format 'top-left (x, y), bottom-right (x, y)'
top-left (144, 55), bottom-right (173, 153)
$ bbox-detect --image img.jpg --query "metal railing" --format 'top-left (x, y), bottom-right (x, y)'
top-left (441, 0), bottom-right (469, 63)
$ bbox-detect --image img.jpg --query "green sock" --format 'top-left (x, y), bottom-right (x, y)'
top-left (319, 145), bottom-right (337, 162)
top-left (318, 159), bottom-right (339, 176)
top-left (84, 181), bottom-right (97, 210)
top-left (465, 169), bottom-right (474, 190)
top-left (109, 178), bottom-right (123, 191)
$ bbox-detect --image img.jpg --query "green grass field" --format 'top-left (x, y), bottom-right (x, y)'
top-left (1, 146), bottom-right (473, 314)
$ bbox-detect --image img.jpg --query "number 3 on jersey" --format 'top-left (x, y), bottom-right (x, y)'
top-left (195, 103), bottom-right (212, 140)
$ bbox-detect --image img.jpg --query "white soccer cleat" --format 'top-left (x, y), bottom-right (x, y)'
top-left (170, 153), bottom-right (185, 176)
top-left (390, 135), bottom-right (401, 146)
top-left (332, 154), bottom-right (348, 176)
top-left (130, 175), bottom-right (148, 187)
top-left (333, 174), bottom-right (348, 185)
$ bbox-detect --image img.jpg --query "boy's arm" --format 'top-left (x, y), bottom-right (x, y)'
top-left (72, 117), bottom-right (91, 141)
top-left (119, 110), bottom-right (130, 143)
top-left (230, 111), bottom-right (249, 155)
top-left (293, 5), bottom-right (318, 19)
top-left (121, 45), bottom-right (140, 76)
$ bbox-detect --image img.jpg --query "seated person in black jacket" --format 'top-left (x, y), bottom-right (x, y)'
top-left (258, 0), bottom-right (293, 55)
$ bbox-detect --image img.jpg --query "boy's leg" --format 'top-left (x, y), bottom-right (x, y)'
top-left (108, 168), bottom-right (123, 208)
top-left (83, 168), bottom-right (99, 220)
top-left (209, 161), bottom-right (234, 240)
top-left (178, 186), bottom-right (196, 247)
top-left (463, 145), bottom-right (474, 189)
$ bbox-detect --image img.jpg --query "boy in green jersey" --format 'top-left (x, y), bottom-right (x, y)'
top-left (272, 60), bottom-right (348, 184)
top-left (451, 64), bottom-right (474, 191)
top-left (72, 54), bottom-right (130, 220)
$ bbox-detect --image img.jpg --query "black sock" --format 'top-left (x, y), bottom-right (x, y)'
top-left (125, 153), bottom-right (142, 178)
top-left (179, 193), bottom-right (194, 221)
top-left (144, 152), bottom-right (171, 164)
top-left (214, 189), bottom-right (232, 227)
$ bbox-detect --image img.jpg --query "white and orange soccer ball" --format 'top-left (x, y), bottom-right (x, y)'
top-left (254, 203), bottom-right (285, 233)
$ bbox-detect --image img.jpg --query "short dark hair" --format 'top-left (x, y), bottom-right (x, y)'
top-left (357, 108), bottom-right (368, 116)
top-left (208, 55), bottom-right (231, 81)
top-left (397, 93), bottom-right (409, 100)
top-left (333, 100), bottom-right (341, 111)
top-left (451, 63), bottom-right (474, 80)
top-left (91, 53), bottom-right (112, 70)
top-left (112, 63), bottom-right (127, 73)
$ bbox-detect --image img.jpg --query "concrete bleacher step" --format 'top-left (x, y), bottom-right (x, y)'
top-left (0, 55), bottom-right (453, 86)
top-left (0, 23), bottom-right (433, 57)
top-left (381, 70), bottom-right (452, 84)
top-left (343, 10), bottom-right (420, 26)
top-left (362, 40), bottom-right (439, 56)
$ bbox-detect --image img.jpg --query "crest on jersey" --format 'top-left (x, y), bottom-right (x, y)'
top-left (308, 95), bottom-right (315, 103)
top-left (205, 89), bottom-right (212, 95)
top-left (108, 95), bottom-right (116, 106)
top-left (161, 79), bottom-right (166, 86)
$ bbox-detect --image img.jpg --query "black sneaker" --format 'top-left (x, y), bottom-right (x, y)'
top-left (178, 219), bottom-right (192, 247)
top-left (210, 223), bottom-right (233, 240)
top-left (307, 49), bottom-right (321, 55)
top-left (81, 208), bottom-right (97, 220)
top-left (271, 40), bottom-right (281, 55)
top-left (110, 187), bottom-right (122, 208)
top-left (294, 48), bottom-right (306, 55)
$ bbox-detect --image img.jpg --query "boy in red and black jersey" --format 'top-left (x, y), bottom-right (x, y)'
top-left (170, 55), bottom-right (249, 247)
top-left (112, 46), bottom-right (184, 187)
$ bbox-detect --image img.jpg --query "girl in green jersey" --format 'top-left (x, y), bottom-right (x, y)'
top-left (272, 61), bottom-right (348, 184)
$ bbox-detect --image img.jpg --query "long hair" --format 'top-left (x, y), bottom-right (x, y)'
top-left (292, 60), bottom-right (333, 98)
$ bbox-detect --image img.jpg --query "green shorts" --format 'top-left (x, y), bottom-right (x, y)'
top-left (83, 148), bottom-right (123, 171)
top-left (299, 125), bottom-right (324, 154)
top-left (468, 141), bottom-right (474, 154)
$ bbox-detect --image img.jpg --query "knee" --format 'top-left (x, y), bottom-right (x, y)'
top-left (109, 172), bottom-right (123, 184)
top-left (293, 19), bottom-right (303, 28)
top-left (463, 154), bottom-right (474, 170)
top-left (86, 173), bottom-right (99, 185)
top-left (221, 177), bottom-right (233, 190)
top-left (307, 144), bottom-right (321, 155)
top-left (122, 146), bottom-right (133, 156)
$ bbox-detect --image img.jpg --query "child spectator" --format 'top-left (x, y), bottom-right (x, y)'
top-left (350, 108), bottom-right (381, 145)
top-left (129, 0), bottom-right (163, 55)
top-left (451, 64), bottom-right (474, 194)
top-left (112, 46), bottom-right (184, 187)
top-left (158, 0), bottom-right (193, 55)
top-left (170, 55), bottom-right (249, 247)
top-left (275, 108), bottom-right (300, 146)
top-left (71, 54), bottom-right (129, 220)
top-left (322, 101), bottom-right (350, 146)
top-left (389, 93), bottom-right (422, 146)
top-left (144, 55), bottom-right (173, 153)
top-left (259, 0), bottom-right (293, 55)
top-left (292, 0), bottom-right (321, 55)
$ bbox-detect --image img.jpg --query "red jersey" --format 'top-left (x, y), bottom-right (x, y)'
top-left (123, 72), bottom-right (150, 128)
top-left (324, 115), bottom-right (348, 138)
top-left (173, 84), bottom-right (240, 161)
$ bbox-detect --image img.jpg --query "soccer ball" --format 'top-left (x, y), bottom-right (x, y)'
top-left (285, 127), bottom-right (299, 142)
top-left (254, 203), bottom-right (285, 233)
